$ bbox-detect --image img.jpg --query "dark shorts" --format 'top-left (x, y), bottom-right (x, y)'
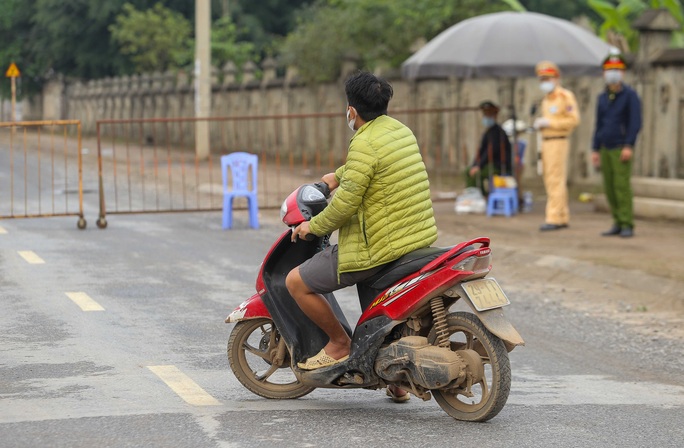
top-left (298, 245), bottom-right (386, 294)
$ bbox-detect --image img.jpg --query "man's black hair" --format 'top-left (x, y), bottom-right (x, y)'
top-left (344, 71), bottom-right (393, 122)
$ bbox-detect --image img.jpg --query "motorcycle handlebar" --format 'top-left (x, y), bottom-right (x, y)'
top-left (291, 227), bottom-right (317, 242)
top-left (313, 181), bottom-right (331, 199)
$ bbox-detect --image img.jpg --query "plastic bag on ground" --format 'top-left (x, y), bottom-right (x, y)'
top-left (454, 187), bottom-right (486, 214)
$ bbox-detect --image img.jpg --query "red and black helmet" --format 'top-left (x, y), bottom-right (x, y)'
top-left (280, 183), bottom-right (330, 226)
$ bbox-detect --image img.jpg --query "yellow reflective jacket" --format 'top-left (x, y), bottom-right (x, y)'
top-left (309, 115), bottom-right (437, 274)
top-left (540, 86), bottom-right (580, 138)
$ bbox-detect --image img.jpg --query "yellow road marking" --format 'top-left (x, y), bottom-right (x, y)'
top-left (65, 292), bottom-right (105, 311)
top-left (0, 226), bottom-right (7, 234)
top-left (18, 251), bottom-right (45, 264)
top-left (147, 365), bottom-right (221, 406)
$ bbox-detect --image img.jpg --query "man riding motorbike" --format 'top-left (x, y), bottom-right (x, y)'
top-left (284, 71), bottom-right (438, 401)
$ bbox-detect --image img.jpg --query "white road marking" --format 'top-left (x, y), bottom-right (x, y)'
top-left (509, 369), bottom-right (684, 407)
top-left (0, 368), bottom-right (682, 425)
top-left (18, 251), bottom-right (45, 264)
top-left (65, 292), bottom-right (105, 312)
top-left (147, 365), bottom-right (221, 406)
top-left (0, 226), bottom-right (7, 234)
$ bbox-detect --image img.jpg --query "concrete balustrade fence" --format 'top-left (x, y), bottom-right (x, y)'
top-left (34, 59), bottom-right (681, 186)
top-left (23, 10), bottom-right (684, 184)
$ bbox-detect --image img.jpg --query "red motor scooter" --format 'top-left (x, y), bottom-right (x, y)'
top-left (225, 182), bottom-right (524, 422)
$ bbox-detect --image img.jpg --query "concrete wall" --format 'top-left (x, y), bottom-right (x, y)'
top-left (32, 39), bottom-right (684, 185)
top-left (635, 65), bottom-right (684, 179)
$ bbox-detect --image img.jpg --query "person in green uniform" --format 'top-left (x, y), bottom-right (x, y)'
top-left (591, 53), bottom-right (642, 238)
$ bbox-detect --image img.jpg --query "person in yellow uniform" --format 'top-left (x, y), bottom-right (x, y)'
top-left (533, 61), bottom-right (580, 231)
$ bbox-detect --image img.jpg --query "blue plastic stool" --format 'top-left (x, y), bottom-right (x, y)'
top-left (487, 188), bottom-right (518, 217)
top-left (221, 152), bottom-right (259, 229)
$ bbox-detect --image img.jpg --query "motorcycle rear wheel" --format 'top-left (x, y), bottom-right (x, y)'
top-left (228, 318), bottom-right (315, 399)
top-left (428, 311), bottom-right (511, 422)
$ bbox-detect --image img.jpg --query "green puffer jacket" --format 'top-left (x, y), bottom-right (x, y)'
top-left (309, 114), bottom-right (438, 274)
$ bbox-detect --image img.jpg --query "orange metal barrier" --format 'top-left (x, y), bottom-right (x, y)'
top-left (0, 120), bottom-right (86, 228)
top-left (94, 108), bottom-right (478, 228)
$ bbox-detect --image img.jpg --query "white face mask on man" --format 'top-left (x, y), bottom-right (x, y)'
top-left (604, 69), bottom-right (623, 85)
top-left (346, 107), bottom-right (356, 131)
top-left (539, 80), bottom-right (556, 94)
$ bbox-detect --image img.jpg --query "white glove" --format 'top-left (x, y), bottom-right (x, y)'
top-left (533, 117), bottom-right (550, 130)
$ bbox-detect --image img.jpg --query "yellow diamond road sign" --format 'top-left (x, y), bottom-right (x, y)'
top-left (5, 62), bottom-right (20, 78)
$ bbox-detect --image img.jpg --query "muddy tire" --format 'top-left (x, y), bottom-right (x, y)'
top-left (227, 318), bottom-right (315, 399)
top-left (428, 311), bottom-right (511, 422)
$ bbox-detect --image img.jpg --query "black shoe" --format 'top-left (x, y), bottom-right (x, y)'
top-left (619, 227), bottom-right (634, 238)
top-left (539, 223), bottom-right (568, 231)
top-left (601, 225), bottom-right (621, 236)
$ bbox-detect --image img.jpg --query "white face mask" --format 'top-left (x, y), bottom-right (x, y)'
top-left (539, 81), bottom-right (556, 94)
top-left (604, 70), bottom-right (623, 85)
top-left (346, 107), bottom-right (356, 131)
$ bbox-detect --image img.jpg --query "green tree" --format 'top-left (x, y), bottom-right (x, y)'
top-left (211, 16), bottom-right (258, 70)
top-left (29, 0), bottom-right (151, 79)
top-left (516, 0), bottom-right (599, 21)
top-left (0, 0), bottom-right (38, 97)
top-left (109, 3), bottom-right (193, 73)
top-left (0, 0), bottom-right (274, 97)
top-left (109, 4), bottom-right (260, 74)
top-left (588, 0), bottom-right (684, 51)
top-left (281, 0), bottom-right (507, 83)
top-left (1, 0), bottom-right (194, 97)
top-left (1, 0), bottom-right (135, 97)
top-left (229, 0), bottom-right (315, 57)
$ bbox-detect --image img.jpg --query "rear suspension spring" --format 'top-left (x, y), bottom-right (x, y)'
top-left (430, 297), bottom-right (450, 348)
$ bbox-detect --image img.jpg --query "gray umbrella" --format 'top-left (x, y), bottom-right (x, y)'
top-left (402, 11), bottom-right (612, 79)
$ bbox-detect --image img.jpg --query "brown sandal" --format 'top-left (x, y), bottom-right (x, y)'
top-left (297, 349), bottom-right (348, 370)
top-left (386, 386), bottom-right (410, 403)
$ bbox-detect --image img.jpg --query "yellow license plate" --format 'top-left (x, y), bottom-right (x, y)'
top-left (462, 278), bottom-right (510, 311)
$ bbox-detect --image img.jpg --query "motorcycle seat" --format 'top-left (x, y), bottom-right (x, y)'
top-left (363, 246), bottom-right (451, 290)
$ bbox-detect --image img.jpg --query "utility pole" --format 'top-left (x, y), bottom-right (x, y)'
top-left (195, 0), bottom-right (211, 159)
top-left (11, 76), bottom-right (16, 121)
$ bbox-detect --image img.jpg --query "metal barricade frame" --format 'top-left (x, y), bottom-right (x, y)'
top-left (0, 120), bottom-right (86, 229)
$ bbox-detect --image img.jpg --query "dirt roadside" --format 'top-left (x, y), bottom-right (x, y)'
top-left (430, 196), bottom-right (684, 341)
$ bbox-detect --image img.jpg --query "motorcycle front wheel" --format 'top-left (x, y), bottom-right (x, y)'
top-left (428, 311), bottom-right (511, 422)
top-left (227, 318), bottom-right (315, 399)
